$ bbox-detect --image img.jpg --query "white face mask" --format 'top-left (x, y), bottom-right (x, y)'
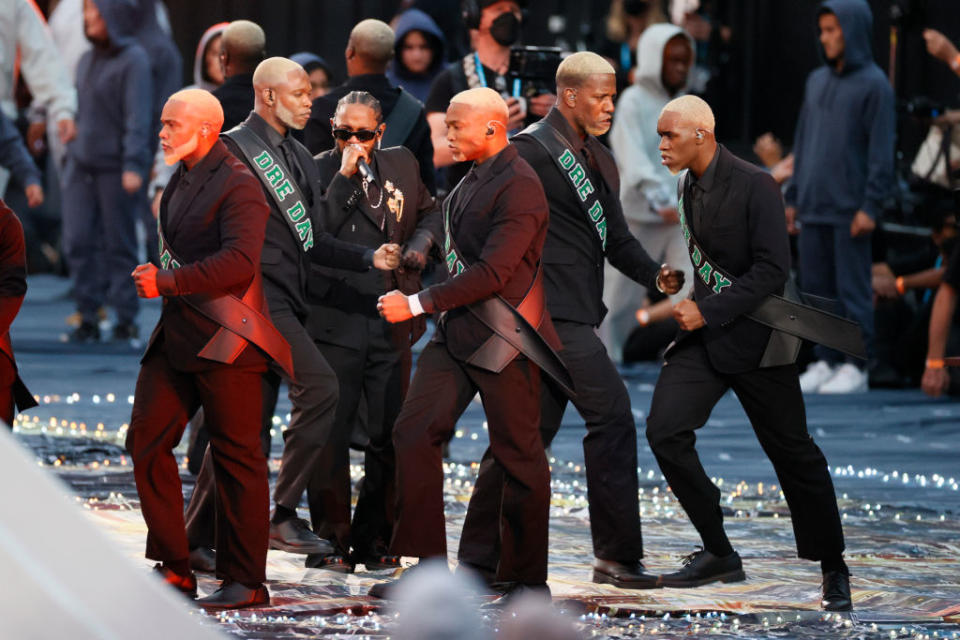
top-left (163, 131), bottom-right (199, 166)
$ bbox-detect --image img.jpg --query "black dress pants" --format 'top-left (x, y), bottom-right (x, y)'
top-left (645, 335), bottom-right (845, 560)
top-left (185, 305), bottom-right (339, 547)
top-left (458, 321), bottom-right (644, 575)
top-left (390, 341), bottom-right (550, 585)
top-left (308, 317), bottom-right (406, 557)
top-left (126, 348), bottom-right (269, 585)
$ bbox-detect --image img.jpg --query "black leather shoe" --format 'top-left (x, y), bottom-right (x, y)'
top-left (821, 570), bottom-right (853, 611)
top-left (153, 564), bottom-right (197, 597)
top-left (485, 582), bottom-right (551, 608)
top-left (305, 552), bottom-right (354, 573)
top-left (189, 547), bottom-right (216, 573)
top-left (658, 549), bottom-right (746, 588)
top-left (592, 558), bottom-right (660, 589)
top-left (269, 518), bottom-right (335, 554)
top-left (368, 564), bottom-right (421, 599)
top-left (197, 581), bottom-right (270, 610)
top-left (355, 553), bottom-right (402, 571)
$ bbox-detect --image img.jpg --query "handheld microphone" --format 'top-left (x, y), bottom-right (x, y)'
top-left (357, 158), bottom-right (376, 184)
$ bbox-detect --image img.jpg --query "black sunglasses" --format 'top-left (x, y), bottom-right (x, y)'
top-left (332, 128), bottom-right (378, 142)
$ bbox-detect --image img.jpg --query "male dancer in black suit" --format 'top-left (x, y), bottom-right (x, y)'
top-left (0, 200), bottom-right (37, 427)
top-left (306, 91), bottom-right (442, 571)
top-left (646, 95), bottom-right (851, 611)
top-left (457, 51), bottom-right (685, 590)
top-left (183, 58), bottom-right (400, 563)
top-left (127, 89), bottom-right (287, 609)
top-left (376, 87), bottom-right (560, 598)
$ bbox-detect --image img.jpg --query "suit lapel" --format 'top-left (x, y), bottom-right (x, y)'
top-left (700, 149), bottom-right (733, 237)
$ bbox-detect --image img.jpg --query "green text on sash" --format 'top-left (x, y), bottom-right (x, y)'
top-left (252, 150), bottom-right (314, 252)
top-left (558, 149), bottom-right (607, 249)
top-left (677, 194), bottom-right (732, 294)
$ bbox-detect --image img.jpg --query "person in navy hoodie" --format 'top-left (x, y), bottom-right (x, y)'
top-left (386, 8), bottom-right (446, 105)
top-left (788, 0), bottom-right (895, 394)
top-left (62, 0), bottom-right (152, 343)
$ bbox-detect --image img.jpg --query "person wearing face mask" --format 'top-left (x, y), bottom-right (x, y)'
top-left (424, 0), bottom-right (555, 194)
top-left (455, 53), bottom-right (684, 591)
top-left (181, 58), bottom-right (401, 578)
top-left (304, 91), bottom-right (442, 572)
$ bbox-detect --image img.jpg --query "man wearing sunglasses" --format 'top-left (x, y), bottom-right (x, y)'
top-left (305, 90), bottom-right (442, 573)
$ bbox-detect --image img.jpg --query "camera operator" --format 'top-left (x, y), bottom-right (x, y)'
top-left (424, 0), bottom-right (556, 193)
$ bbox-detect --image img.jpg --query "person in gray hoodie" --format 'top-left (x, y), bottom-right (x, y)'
top-left (62, 0), bottom-right (152, 343)
top-left (789, 0), bottom-right (895, 394)
top-left (603, 23), bottom-right (695, 361)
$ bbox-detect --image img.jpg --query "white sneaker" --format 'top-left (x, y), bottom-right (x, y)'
top-left (799, 360), bottom-right (834, 393)
top-left (818, 363), bottom-right (868, 394)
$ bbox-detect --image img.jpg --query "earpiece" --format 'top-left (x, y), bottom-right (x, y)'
top-left (486, 126), bottom-right (495, 135)
top-left (696, 131), bottom-right (704, 140)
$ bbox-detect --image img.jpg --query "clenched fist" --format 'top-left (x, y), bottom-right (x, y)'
top-left (373, 243), bottom-right (401, 270)
top-left (672, 298), bottom-right (705, 331)
top-left (657, 265), bottom-right (685, 295)
top-left (378, 290), bottom-right (413, 323)
top-left (132, 263), bottom-right (160, 298)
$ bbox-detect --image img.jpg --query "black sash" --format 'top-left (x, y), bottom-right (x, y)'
top-left (518, 121), bottom-right (609, 250)
top-left (677, 175), bottom-right (866, 362)
top-left (223, 126), bottom-right (315, 253)
top-left (0, 333), bottom-right (36, 413)
top-left (157, 206), bottom-right (295, 379)
top-left (382, 89), bottom-right (421, 149)
top-left (442, 179), bottom-right (575, 396)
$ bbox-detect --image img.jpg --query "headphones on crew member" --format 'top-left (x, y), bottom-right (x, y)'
top-left (462, 0), bottom-right (482, 29)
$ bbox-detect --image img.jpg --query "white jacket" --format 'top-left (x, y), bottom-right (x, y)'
top-left (0, 0), bottom-right (76, 122)
top-left (609, 23), bottom-right (694, 224)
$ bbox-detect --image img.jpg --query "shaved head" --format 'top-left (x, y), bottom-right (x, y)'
top-left (253, 56), bottom-right (307, 91)
top-left (449, 87), bottom-right (509, 127)
top-left (348, 19), bottom-right (395, 71)
top-left (253, 57), bottom-right (313, 131)
top-left (159, 89), bottom-right (224, 166)
top-left (222, 20), bottom-right (266, 72)
top-left (556, 51), bottom-right (615, 90)
top-left (445, 88), bottom-right (510, 163)
top-left (165, 88), bottom-right (224, 129)
top-left (660, 94), bottom-right (715, 132)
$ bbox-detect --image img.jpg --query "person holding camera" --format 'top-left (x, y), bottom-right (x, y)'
top-left (425, 0), bottom-right (555, 193)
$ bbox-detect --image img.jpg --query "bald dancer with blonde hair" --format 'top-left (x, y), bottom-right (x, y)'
top-left (456, 51), bottom-right (685, 590)
top-left (373, 87), bottom-right (561, 599)
top-left (645, 96), bottom-right (851, 611)
top-left (127, 88), bottom-right (287, 609)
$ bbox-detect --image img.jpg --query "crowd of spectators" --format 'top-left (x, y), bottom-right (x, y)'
top-left (2, 0), bottom-right (960, 398)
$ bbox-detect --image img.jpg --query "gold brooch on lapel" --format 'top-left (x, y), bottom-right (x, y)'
top-left (384, 180), bottom-right (404, 222)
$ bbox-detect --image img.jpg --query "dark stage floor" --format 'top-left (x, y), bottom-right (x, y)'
top-left (7, 276), bottom-right (960, 639)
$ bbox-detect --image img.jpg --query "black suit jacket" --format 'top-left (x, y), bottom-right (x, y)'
top-left (309, 146), bottom-right (443, 350)
top-left (223, 113), bottom-right (371, 319)
top-left (212, 73), bottom-right (254, 133)
top-left (678, 145), bottom-right (791, 374)
top-left (303, 74), bottom-right (436, 194)
top-left (418, 144), bottom-right (560, 361)
top-left (513, 108), bottom-right (660, 326)
top-left (144, 140), bottom-right (271, 372)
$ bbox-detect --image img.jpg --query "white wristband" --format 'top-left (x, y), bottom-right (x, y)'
top-left (408, 293), bottom-right (425, 317)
